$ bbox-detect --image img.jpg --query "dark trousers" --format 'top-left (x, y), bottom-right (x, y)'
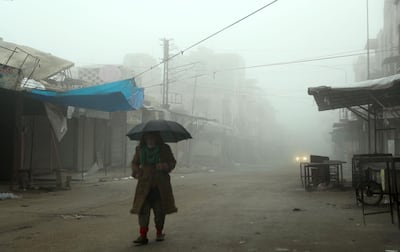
top-left (139, 188), bottom-right (166, 229)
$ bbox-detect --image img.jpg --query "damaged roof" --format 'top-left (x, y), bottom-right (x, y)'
top-left (0, 39), bottom-right (74, 81)
top-left (308, 74), bottom-right (400, 111)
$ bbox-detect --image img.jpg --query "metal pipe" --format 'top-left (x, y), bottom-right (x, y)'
top-left (374, 106), bottom-right (377, 153)
top-left (347, 107), bottom-right (368, 121)
top-left (368, 104), bottom-right (371, 153)
top-left (5, 47), bottom-right (17, 65)
top-left (366, 0), bottom-right (370, 80)
top-left (28, 117), bottom-right (35, 185)
top-left (81, 117), bottom-right (85, 181)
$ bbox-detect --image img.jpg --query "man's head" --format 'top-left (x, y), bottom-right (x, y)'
top-left (143, 132), bottom-right (162, 148)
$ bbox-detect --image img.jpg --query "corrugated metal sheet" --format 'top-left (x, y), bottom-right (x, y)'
top-left (0, 40), bottom-right (73, 81)
top-left (308, 74), bottom-right (400, 111)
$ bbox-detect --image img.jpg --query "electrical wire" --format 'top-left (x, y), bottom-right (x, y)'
top-left (177, 0), bottom-right (280, 55)
top-left (179, 47), bottom-right (398, 75)
top-left (214, 49), bottom-right (395, 73)
top-left (142, 51), bottom-right (364, 89)
top-left (142, 47), bottom-right (399, 89)
top-left (133, 0), bottom-right (280, 78)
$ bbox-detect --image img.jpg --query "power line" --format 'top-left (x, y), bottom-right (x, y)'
top-left (133, 0), bottom-right (280, 78)
top-left (211, 47), bottom-right (399, 73)
top-left (216, 52), bottom-right (370, 73)
top-left (178, 0), bottom-right (280, 55)
top-left (142, 47), bottom-right (399, 89)
top-left (143, 73), bottom-right (206, 89)
top-left (169, 61), bottom-right (202, 70)
top-left (140, 47), bottom-right (398, 88)
top-left (143, 51), bottom-right (365, 88)
top-left (143, 82), bottom-right (163, 89)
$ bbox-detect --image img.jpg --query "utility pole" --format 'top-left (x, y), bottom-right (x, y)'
top-left (162, 39), bottom-right (170, 108)
top-left (191, 76), bottom-right (198, 115)
top-left (187, 76), bottom-right (197, 168)
top-left (366, 0), bottom-right (370, 80)
top-left (366, 0), bottom-right (372, 153)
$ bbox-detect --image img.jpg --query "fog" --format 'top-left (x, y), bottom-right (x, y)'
top-left (0, 0), bottom-right (384, 165)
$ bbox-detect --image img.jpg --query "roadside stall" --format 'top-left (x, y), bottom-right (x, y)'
top-left (300, 155), bottom-right (345, 191)
top-left (308, 74), bottom-right (400, 227)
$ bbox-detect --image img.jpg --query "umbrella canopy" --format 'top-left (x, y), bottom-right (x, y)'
top-left (127, 120), bottom-right (192, 143)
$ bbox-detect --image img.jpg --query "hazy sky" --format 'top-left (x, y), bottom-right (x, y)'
top-left (0, 0), bottom-right (383, 64)
top-left (0, 0), bottom-right (385, 155)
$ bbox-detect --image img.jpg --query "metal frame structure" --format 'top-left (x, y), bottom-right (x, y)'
top-left (308, 63), bottom-right (400, 230)
top-left (3, 46), bottom-right (41, 89)
top-left (300, 160), bottom-right (345, 191)
top-left (352, 154), bottom-right (400, 228)
top-left (309, 75), bottom-right (400, 155)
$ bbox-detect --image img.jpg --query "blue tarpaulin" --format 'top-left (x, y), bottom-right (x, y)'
top-left (27, 78), bottom-right (144, 112)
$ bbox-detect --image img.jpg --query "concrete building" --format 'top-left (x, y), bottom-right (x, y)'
top-left (354, 0), bottom-right (400, 81)
top-left (308, 1), bottom-right (400, 181)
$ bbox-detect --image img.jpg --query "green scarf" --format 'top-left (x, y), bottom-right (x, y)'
top-left (140, 145), bottom-right (160, 165)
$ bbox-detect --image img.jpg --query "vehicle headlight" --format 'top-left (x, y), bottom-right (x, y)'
top-left (294, 155), bottom-right (308, 162)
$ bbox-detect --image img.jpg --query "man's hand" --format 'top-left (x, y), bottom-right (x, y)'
top-left (156, 163), bottom-right (169, 172)
top-left (132, 167), bottom-right (143, 179)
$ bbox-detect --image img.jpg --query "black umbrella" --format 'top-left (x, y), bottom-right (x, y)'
top-left (126, 120), bottom-right (192, 143)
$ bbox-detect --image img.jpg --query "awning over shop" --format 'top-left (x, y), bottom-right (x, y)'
top-left (26, 78), bottom-right (144, 112)
top-left (308, 74), bottom-right (400, 111)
